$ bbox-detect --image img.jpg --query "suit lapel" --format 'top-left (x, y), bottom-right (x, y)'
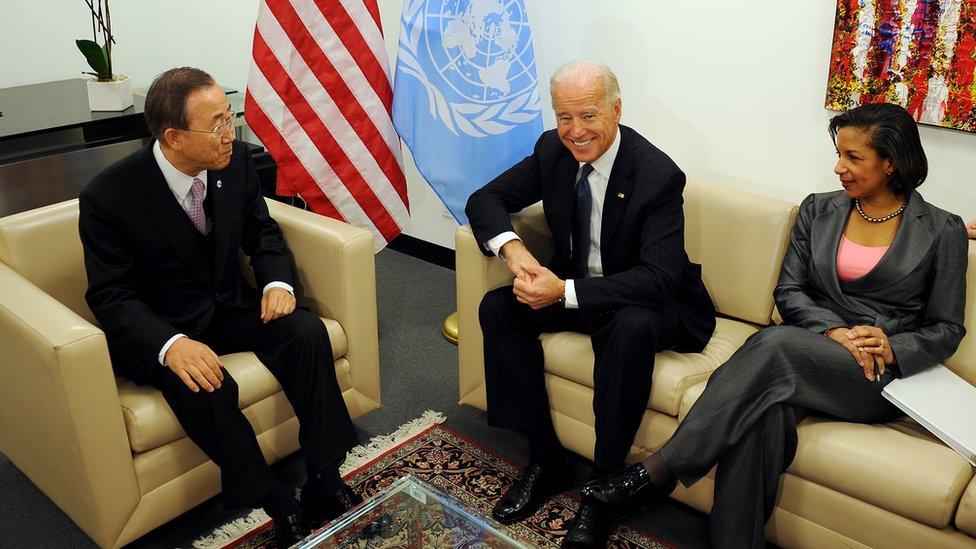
top-left (810, 192), bottom-right (876, 318)
top-left (209, 167), bottom-right (233, 285)
top-left (843, 190), bottom-right (931, 292)
top-left (136, 144), bottom-right (210, 283)
top-left (810, 193), bottom-right (846, 294)
top-left (600, 130), bottom-right (634, 249)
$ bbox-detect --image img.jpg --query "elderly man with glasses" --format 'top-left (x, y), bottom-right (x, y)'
top-left (78, 67), bottom-right (360, 546)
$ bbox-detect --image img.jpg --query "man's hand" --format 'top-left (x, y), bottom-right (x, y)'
top-left (513, 264), bottom-right (566, 309)
top-left (966, 219), bottom-right (976, 240)
top-left (164, 337), bottom-right (224, 393)
top-left (261, 286), bottom-right (296, 323)
top-left (500, 239), bottom-right (541, 282)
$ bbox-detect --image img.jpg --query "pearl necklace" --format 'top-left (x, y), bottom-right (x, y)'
top-left (854, 198), bottom-right (908, 223)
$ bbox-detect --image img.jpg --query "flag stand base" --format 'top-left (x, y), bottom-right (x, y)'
top-left (441, 312), bottom-right (459, 345)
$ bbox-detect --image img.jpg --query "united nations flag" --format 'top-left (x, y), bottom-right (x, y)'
top-left (392, 0), bottom-right (544, 224)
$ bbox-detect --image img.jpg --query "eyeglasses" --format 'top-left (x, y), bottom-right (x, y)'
top-left (179, 110), bottom-right (236, 137)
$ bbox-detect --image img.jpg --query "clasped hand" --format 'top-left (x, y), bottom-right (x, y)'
top-left (513, 264), bottom-right (565, 309)
top-left (826, 325), bottom-right (896, 381)
top-left (501, 240), bottom-right (565, 309)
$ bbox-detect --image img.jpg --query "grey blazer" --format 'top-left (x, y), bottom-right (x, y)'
top-left (773, 190), bottom-right (968, 378)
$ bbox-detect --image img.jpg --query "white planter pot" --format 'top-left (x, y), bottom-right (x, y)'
top-left (85, 75), bottom-right (133, 111)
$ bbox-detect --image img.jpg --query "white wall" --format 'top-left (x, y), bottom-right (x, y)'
top-left (0, 1), bottom-right (260, 95)
top-left (3, 1), bottom-right (974, 248)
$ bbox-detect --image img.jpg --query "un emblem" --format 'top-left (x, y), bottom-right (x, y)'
top-left (397, 0), bottom-right (542, 138)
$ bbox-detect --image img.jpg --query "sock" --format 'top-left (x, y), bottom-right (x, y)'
top-left (519, 428), bottom-right (562, 467)
top-left (306, 465), bottom-right (344, 495)
top-left (260, 488), bottom-right (301, 520)
top-left (640, 452), bottom-right (676, 486)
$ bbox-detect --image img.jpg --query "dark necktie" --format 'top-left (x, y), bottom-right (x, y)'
top-left (572, 163), bottom-right (594, 279)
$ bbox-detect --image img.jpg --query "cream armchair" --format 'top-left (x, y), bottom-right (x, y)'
top-left (0, 198), bottom-right (380, 548)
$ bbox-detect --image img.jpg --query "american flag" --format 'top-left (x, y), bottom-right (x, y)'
top-left (245, 0), bottom-right (409, 249)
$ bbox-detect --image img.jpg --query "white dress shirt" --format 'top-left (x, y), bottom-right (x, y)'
top-left (487, 128), bottom-right (622, 308)
top-left (152, 142), bottom-right (293, 364)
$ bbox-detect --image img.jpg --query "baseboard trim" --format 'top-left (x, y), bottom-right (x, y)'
top-left (387, 233), bottom-right (456, 270)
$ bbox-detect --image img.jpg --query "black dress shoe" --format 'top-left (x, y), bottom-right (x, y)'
top-left (301, 482), bottom-right (364, 529)
top-left (580, 462), bottom-right (676, 511)
top-left (561, 501), bottom-right (612, 548)
top-left (492, 462), bottom-right (569, 524)
top-left (273, 512), bottom-right (310, 548)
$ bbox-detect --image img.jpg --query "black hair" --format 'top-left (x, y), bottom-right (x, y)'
top-left (828, 103), bottom-right (928, 196)
top-left (144, 67), bottom-right (216, 141)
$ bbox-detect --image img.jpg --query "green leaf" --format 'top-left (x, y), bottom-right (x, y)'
top-left (76, 39), bottom-right (110, 80)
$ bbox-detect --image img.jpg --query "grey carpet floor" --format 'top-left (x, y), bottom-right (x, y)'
top-left (0, 249), bottom-right (710, 548)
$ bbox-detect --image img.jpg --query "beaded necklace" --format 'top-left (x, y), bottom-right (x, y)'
top-left (854, 197), bottom-right (908, 223)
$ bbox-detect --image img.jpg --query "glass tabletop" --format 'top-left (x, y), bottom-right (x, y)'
top-left (296, 475), bottom-right (530, 548)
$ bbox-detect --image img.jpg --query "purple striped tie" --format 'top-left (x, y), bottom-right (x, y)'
top-left (188, 177), bottom-right (212, 235)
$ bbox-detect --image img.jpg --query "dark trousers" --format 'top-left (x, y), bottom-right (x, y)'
top-left (150, 304), bottom-right (357, 508)
top-left (479, 286), bottom-right (681, 469)
top-left (660, 325), bottom-right (899, 548)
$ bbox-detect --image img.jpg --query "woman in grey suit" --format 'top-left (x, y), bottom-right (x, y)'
top-left (580, 103), bottom-right (969, 548)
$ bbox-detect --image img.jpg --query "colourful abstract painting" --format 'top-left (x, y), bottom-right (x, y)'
top-left (826, 0), bottom-right (976, 133)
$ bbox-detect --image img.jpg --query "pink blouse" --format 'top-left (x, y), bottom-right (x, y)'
top-left (836, 234), bottom-right (889, 282)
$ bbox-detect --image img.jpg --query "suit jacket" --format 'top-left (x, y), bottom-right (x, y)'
top-left (79, 140), bottom-right (294, 384)
top-left (774, 190), bottom-right (968, 377)
top-left (465, 125), bottom-right (715, 351)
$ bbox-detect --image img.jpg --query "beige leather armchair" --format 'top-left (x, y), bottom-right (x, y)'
top-left (456, 180), bottom-right (976, 548)
top-left (0, 198), bottom-right (381, 548)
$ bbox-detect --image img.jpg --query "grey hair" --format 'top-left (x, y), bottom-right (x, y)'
top-left (549, 60), bottom-right (621, 104)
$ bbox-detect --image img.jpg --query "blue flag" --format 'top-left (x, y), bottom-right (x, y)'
top-left (392, 0), bottom-right (544, 225)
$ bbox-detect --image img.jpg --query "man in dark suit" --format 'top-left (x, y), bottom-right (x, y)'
top-left (79, 67), bottom-right (359, 545)
top-left (465, 60), bottom-right (715, 548)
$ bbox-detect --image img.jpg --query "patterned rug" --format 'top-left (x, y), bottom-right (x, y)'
top-left (214, 423), bottom-right (670, 548)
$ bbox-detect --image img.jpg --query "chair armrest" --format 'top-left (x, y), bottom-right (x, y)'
top-left (456, 203), bottom-right (552, 407)
top-left (0, 263), bottom-right (139, 547)
top-left (267, 199), bottom-right (380, 407)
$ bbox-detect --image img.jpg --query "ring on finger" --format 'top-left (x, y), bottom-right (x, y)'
top-left (878, 339), bottom-right (885, 350)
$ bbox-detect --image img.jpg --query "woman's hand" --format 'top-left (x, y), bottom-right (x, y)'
top-left (825, 327), bottom-right (874, 377)
top-left (847, 325), bottom-right (895, 381)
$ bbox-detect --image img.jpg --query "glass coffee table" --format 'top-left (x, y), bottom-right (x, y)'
top-left (296, 475), bottom-right (530, 548)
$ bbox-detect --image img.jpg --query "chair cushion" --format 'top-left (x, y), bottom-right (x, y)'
top-left (541, 317), bottom-right (758, 416)
top-left (957, 475), bottom-right (976, 536)
top-left (683, 180), bottom-right (796, 325)
top-left (788, 416), bottom-right (974, 529)
top-left (119, 317), bottom-right (346, 453)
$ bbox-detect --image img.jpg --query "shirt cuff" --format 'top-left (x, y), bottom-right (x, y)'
top-left (263, 281), bottom-right (294, 295)
top-left (159, 333), bottom-right (187, 366)
top-left (564, 279), bottom-right (579, 309)
top-left (486, 232), bottom-right (520, 258)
